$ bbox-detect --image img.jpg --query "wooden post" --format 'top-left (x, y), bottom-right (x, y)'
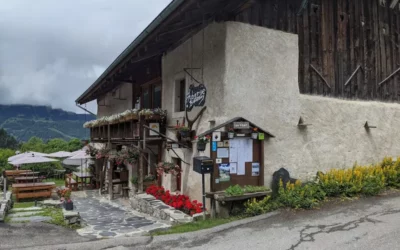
top-left (108, 160), bottom-right (113, 199)
top-left (138, 117), bottom-right (145, 193)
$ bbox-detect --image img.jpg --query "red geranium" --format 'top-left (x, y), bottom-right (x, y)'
top-left (145, 185), bottom-right (204, 216)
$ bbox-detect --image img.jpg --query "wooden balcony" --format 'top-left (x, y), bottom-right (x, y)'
top-left (90, 115), bottom-right (166, 144)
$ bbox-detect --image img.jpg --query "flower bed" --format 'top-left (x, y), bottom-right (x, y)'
top-left (146, 185), bottom-right (203, 216)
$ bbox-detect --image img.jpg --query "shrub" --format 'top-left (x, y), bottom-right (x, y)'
top-left (277, 180), bottom-right (326, 209)
top-left (225, 185), bottom-right (244, 196)
top-left (245, 196), bottom-right (281, 216)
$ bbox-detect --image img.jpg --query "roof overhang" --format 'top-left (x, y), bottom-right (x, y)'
top-left (75, 0), bottom-right (253, 105)
top-left (198, 117), bottom-right (275, 138)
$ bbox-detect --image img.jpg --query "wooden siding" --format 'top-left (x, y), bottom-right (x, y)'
top-left (232, 0), bottom-right (400, 102)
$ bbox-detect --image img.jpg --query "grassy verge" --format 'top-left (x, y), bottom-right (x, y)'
top-left (45, 178), bottom-right (65, 187)
top-left (152, 217), bottom-right (241, 236)
top-left (13, 201), bottom-right (35, 208)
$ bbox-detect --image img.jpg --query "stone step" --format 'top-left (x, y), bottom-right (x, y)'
top-left (11, 207), bottom-right (43, 212)
top-left (10, 216), bottom-right (52, 223)
top-left (8, 211), bottom-right (44, 218)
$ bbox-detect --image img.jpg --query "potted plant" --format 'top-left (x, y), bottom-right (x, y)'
top-left (176, 125), bottom-right (190, 138)
top-left (251, 127), bottom-right (259, 139)
top-left (228, 127), bottom-right (235, 139)
top-left (194, 135), bottom-right (211, 152)
top-left (63, 189), bottom-right (73, 210)
top-left (156, 162), bottom-right (182, 176)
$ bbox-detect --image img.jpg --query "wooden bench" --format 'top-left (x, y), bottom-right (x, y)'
top-left (65, 174), bottom-right (78, 191)
top-left (12, 182), bottom-right (56, 202)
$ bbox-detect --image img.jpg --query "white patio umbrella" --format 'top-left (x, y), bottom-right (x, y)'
top-left (10, 155), bottom-right (59, 185)
top-left (67, 150), bottom-right (93, 177)
top-left (48, 151), bottom-right (73, 158)
top-left (8, 152), bottom-right (50, 163)
top-left (10, 155), bottom-right (59, 165)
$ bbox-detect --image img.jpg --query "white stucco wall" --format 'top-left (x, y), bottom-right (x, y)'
top-left (161, 21), bottom-right (400, 204)
top-left (161, 22), bottom-right (227, 200)
top-left (97, 82), bottom-right (132, 118)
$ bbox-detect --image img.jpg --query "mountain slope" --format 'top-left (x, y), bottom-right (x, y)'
top-left (0, 104), bottom-right (95, 142)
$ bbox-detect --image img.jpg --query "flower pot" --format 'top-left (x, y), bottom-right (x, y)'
top-left (65, 201), bottom-right (74, 211)
top-left (251, 133), bottom-right (258, 139)
top-left (228, 132), bottom-right (235, 139)
top-left (180, 130), bottom-right (189, 138)
top-left (197, 142), bottom-right (206, 152)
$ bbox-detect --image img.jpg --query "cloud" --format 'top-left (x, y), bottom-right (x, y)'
top-left (0, 0), bottom-right (171, 114)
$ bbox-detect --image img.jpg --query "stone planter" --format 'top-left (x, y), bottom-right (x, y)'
top-left (64, 201), bottom-right (74, 211)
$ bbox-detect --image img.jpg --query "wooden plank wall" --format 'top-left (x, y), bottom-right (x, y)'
top-left (233, 0), bottom-right (400, 102)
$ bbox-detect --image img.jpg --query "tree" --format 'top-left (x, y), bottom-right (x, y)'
top-left (20, 137), bottom-right (45, 152)
top-left (0, 128), bottom-right (19, 150)
top-left (67, 138), bottom-right (82, 152)
top-left (0, 148), bottom-right (15, 172)
top-left (43, 138), bottom-right (68, 153)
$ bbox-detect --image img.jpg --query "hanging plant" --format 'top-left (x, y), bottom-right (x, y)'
top-left (194, 135), bottom-right (211, 152)
top-left (228, 127), bottom-right (235, 139)
top-left (85, 145), bottom-right (98, 157)
top-left (251, 127), bottom-right (259, 139)
top-left (156, 162), bottom-right (182, 176)
top-left (176, 125), bottom-right (190, 138)
top-left (95, 146), bottom-right (110, 159)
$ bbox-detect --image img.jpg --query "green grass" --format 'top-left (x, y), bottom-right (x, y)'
top-left (45, 178), bottom-right (65, 187)
top-left (13, 201), bottom-right (35, 208)
top-left (151, 217), bottom-right (241, 236)
top-left (7, 204), bottom-right (81, 230)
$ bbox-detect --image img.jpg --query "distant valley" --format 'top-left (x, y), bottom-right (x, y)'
top-left (0, 104), bottom-right (96, 142)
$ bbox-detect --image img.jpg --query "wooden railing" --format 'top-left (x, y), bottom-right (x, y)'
top-left (90, 116), bottom-right (165, 143)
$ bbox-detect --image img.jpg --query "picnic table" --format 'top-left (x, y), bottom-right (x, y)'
top-left (5, 170), bottom-right (32, 180)
top-left (73, 172), bottom-right (93, 189)
top-left (12, 182), bottom-right (56, 201)
top-left (15, 176), bottom-right (40, 183)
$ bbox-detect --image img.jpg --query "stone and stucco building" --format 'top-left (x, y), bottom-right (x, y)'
top-left (77, 0), bottom-right (400, 203)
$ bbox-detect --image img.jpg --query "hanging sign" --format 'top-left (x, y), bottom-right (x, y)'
top-left (186, 84), bottom-right (207, 111)
top-left (233, 122), bottom-right (250, 129)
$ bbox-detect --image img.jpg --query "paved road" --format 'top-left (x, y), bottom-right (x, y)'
top-left (4, 191), bottom-right (400, 250)
top-left (149, 191), bottom-right (400, 250)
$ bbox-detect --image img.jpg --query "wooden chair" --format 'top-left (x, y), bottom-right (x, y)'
top-left (65, 174), bottom-right (78, 191)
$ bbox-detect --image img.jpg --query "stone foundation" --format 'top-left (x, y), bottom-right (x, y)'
top-left (130, 193), bottom-right (192, 224)
top-left (0, 192), bottom-right (13, 222)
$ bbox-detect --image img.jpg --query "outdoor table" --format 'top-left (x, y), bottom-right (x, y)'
top-left (73, 172), bottom-right (93, 189)
top-left (18, 172), bottom-right (40, 176)
top-left (14, 176), bottom-right (40, 183)
top-left (54, 169), bottom-right (66, 179)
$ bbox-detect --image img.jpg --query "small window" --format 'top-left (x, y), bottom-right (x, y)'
top-left (134, 96), bottom-right (141, 109)
top-left (142, 88), bottom-right (150, 109)
top-left (152, 84), bottom-right (162, 109)
top-left (175, 79), bottom-right (186, 112)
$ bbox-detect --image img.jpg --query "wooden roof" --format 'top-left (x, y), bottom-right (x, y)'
top-left (197, 117), bottom-right (275, 138)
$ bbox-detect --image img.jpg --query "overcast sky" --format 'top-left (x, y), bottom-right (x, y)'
top-left (0, 0), bottom-right (171, 114)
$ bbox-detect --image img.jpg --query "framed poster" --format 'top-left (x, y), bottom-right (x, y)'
top-left (219, 163), bottom-right (230, 182)
top-left (252, 163), bottom-right (260, 176)
top-left (149, 123), bottom-right (160, 136)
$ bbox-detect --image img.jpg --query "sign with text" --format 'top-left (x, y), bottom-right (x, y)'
top-left (233, 122), bottom-right (250, 129)
top-left (186, 84), bottom-right (207, 111)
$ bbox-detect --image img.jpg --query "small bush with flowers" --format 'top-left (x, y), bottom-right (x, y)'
top-left (156, 162), bottom-right (182, 176)
top-left (146, 185), bottom-right (203, 216)
top-left (56, 187), bottom-right (72, 202)
top-left (194, 135), bottom-right (211, 144)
